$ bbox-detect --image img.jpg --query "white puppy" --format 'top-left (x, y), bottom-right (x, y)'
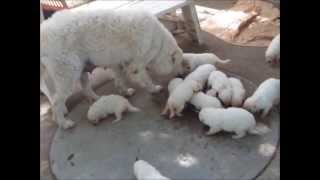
top-left (190, 92), bottom-right (222, 110)
top-left (87, 95), bottom-right (140, 124)
top-left (199, 107), bottom-right (269, 139)
top-left (167, 78), bottom-right (183, 94)
top-left (265, 34), bottom-right (280, 65)
top-left (184, 64), bottom-right (216, 89)
top-left (133, 160), bottom-right (170, 180)
top-left (207, 71), bottom-right (233, 106)
top-left (182, 53), bottom-right (231, 73)
top-left (161, 80), bottom-right (201, 118)
top-left (229, 77), bottom-right (246, 107)
top-left (243, 78), bottom-right (280, 118)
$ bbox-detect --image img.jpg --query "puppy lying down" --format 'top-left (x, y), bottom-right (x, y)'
top-left (87, 94), bottom-right (140, 124)
top-left (190, 92), bottom-right (222, 110)
top-left (243, 78), bottom-right (280, 118)
top-left (199, 107), bottom-right (270, 139)
top-left (162, 80), bottom-right (201, 119)
top-left (182, 53), bottom-right (231, 73)
top-left (229, 77), bottom-right (246, 107)
top-left (184, 64), bottom-right (216, 89)
top-left (207, 70), bottom-right (233, 106)
top-left (133, 160), bottom-right (170, 180)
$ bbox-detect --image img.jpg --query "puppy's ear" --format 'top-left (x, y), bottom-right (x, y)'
top-left (192, 81), bottom-right (202, 92)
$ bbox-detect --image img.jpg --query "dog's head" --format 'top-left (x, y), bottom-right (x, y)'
top-left (148, 47), bottom-right (184, 76)
top-left (243, 97), bottom-right (259, 113)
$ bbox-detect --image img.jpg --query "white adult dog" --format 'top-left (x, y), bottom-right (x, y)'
top-left (229, 77), bottom-right (246, 107)
top-left (41, 9), bottom-right (184, 129)
top-left (184, 64), bottom-right (216, 89)
top-left (243, 78), bottom-right (280, 117)
top-left (182, 53), bottom-right (231, 73)
top-left (207, 71), bottom-right (233, 106)
top-left (133, 160), bottom-right (170, 180)
top-left (161, 80), bottom-right (201, 118)
top-left (265, 34), bottom-right (280, 65)
top-left (87, 95), bottom-right (140, 124)
top-left (199, 107), bottom-right (269, 139)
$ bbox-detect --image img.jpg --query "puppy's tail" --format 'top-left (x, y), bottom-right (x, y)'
top-left (216, 58), bottom-right (231, 65)
top-left (248, 123), bottom-right (271, 135)
top-left (127, 103), bottom-right (141, 112)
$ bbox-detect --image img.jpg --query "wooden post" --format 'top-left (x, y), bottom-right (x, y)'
top-left (181, 1), bottom-right (203, 44)
top-left (40, 4), bottom-right (44, 23)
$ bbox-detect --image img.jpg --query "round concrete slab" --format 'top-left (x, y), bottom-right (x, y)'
top-left (50, 74), bottom-right (279, 180)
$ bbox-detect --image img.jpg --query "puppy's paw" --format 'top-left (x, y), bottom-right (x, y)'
top-left (60, 119), bottom-right (76, 129)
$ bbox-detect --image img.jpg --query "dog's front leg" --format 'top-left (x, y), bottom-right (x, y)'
top-left (113, 67), bottom-right (136, 96)
top-left (126, 64), bottom-right (162, 93)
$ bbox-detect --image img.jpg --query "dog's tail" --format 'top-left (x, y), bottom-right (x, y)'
top-left (216, 58), bottom-right (231, 65)
top-left (127, 103), bottom-right (141, 112)
top-left (248, 123), bottom-right (271, 135)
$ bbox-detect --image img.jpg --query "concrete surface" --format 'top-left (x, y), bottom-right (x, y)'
top-left (49, 74), bottom-right (279, 179)
top-left (40, 1), bottom-right (280, 179)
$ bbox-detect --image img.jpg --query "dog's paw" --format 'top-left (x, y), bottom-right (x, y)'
top-left (112, 119), bottom-right (121, 123)
top-left (126, 88), bottom-right (136, 96)
top-left (89, 119), bottom-right (100, 125)
top-left (60, 119), bottom-right (76, 129)
top-left (151, 85), bottom-right (163, 93)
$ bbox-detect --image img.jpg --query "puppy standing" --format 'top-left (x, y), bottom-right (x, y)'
top-left (190, 92), bottom-right (222, 110)
top-left (243, 78), bottom-right (280, 118)
top-left (182, 53), bottom-right (231, 73)
top-left (133, 160), bottom-right (170, 180)
top-left (207, 71), bottom-right (233, 106)
top-left (199, 107), bottom-right (270, 139)
top-left (87, 95), bottom-right (140, 124)
top-left (184, 64), bottom-right (216, 89)
top-left (229, 77), bottom-right (246, 107)
top-left (265, 34), bottom-right (280, 65)
top-left (161, 80), bottom-right (201, 118)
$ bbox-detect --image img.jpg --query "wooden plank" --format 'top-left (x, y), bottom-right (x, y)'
top-left (182, 2), bottom-right (203, 44)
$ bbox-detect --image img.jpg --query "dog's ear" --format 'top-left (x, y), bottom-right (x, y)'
top-left (181, 60), bottom-right (191, 71)
top-left (171, 49), bottom-right (183, 65)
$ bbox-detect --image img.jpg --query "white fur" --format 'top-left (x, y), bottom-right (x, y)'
top-left (229, 77), bottom-right (246, 107)
top-left (184, 64), bottom-right (216, 89)
top-left (243, 78), bottom-right (280, 117)
top-left (265, 34), bottom-right (280, 65)
top-left (133, 160), bottom-right (170, 180)
top-left (207, 71), bottom-right (233, 106)
top-left (199, 107), bottom-right (260, 139)
top-left (190, 92), bottom-right (223, 110)
top-left (162, 80), bottom-right (201, 118)
top-left (167, 78), bottom-right (183, 94)
top-left (41, 9), bottom-right (184, 128)
top-left (87, 94), bottom-right (140, 124)
top-left (182, 53), bottom-right (231, 73)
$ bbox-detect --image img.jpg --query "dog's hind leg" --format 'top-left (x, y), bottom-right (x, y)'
top-left (80, 72), bottom-right (99, 102)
